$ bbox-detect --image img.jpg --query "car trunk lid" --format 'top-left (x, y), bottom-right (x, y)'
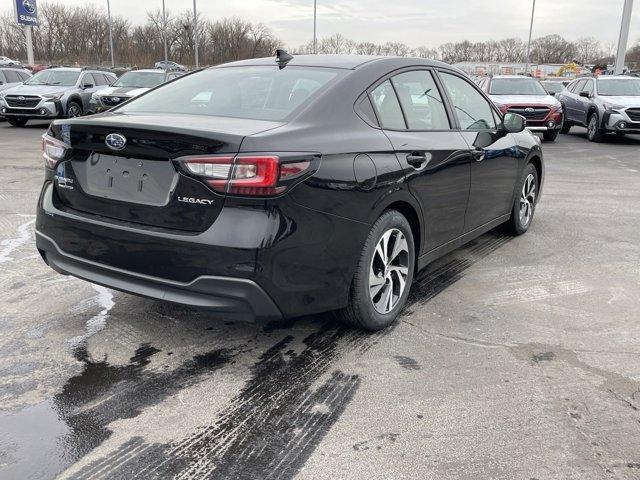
top-left (50, 113), bottom-right (284, 232)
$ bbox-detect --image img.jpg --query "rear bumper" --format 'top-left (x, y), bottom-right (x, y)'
top-left (36, 230), bottom-right (282, 323)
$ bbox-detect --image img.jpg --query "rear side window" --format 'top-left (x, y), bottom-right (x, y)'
top-left (390, 70), bottom-right (450, 130)
top-left (370, 80), bottom-right (405, 129)
top-left (0, 71), bottom-right (6, 83)
top-left (18, 71), bottom-right (30, 81)
top-left (439, 72), bottom-right (497, 130)
top-left (120, 66), bottom-right (342, 121)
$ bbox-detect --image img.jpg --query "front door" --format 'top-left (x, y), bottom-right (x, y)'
top-left (437, 70), bottom-right (519, 231)
top-left (369, 69), bottom-right (471, 252)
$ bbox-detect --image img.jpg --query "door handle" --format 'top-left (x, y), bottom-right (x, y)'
top-left (472, 148), bottom-right (485, 162)
top-left (406, 152), bottom-right (428, 167)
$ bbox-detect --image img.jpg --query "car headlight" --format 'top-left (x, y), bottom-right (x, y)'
top-left (42, 92), bottom-right (64, 100)
top-left (90, 93), bottom-right (99, 101)
top-left (603, 102), bottom-right (624, 112)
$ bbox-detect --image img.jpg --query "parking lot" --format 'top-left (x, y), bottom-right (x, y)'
top-left (1, 121), bottom-right (640, 479)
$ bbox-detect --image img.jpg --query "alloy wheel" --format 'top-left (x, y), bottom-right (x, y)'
top-left (588, 115), bottom-right (597, 140)
top-left (67, 104), bottom-right (82, 118)
top-left (369, 228), bottom-right (409, 314)
top-left (519, 173), bottom-right (536, 227)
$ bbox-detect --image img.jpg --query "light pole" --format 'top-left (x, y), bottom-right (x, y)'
top-left (162, 0), bottom-right (169, 66)
top-left (107, 0), bottom-right (115, 67)
top-left (615, 0), bottom-right (634, 74)
top-left (524, 0), bottom-right (536, 75)
top-left (193, 0), bottom-right (199, 68)
top-left (313, 0), bottom-right (317, 54)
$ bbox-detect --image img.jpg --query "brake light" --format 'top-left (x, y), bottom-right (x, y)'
top-left (41, 134), bottom-right (68, 169)
top-left (181, 155), bottom-right (314, 196)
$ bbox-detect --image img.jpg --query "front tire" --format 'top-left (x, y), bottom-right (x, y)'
top-left (587, 112), bottom-right (604, 142)
top-left (66, 101), bottom-right (83, 118)
top-left (507, 163), bottom-right (538, 235)
top-left (543, 130), bottom-right (559, 142)
top-left (7, 117), bottom-right (28, 127)
top-left (335, 210), bottom-right (415, 331)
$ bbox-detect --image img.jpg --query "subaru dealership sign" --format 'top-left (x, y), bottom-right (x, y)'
top-left (14, 0), bottom-right (38, 26)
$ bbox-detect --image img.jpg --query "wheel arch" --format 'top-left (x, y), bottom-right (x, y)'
top-left (65, 94), bottom-right (83, 115)
top-left (368, 190), bottom-right (424, 259)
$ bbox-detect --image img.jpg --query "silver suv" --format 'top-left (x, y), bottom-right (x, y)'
top-left (558, 75), bottom-right (640, 142)
top-left (0, 66), bottom-right (31, 94)
top-left (0, 67), bottom-right (116, 127)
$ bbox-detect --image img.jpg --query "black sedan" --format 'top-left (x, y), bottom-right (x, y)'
top-left (36, 52), bottom-right (544, 331)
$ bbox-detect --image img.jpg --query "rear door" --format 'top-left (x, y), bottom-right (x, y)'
top-left (565, 79), bottom-right (585, 122)
top-left (369, 69), bottom-right (471, 251)
top-left (437, 70), bottom-right (519, 231)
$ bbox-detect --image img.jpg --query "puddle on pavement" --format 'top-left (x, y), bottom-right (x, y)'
top-left (0, 229), bottom-right (511, 479)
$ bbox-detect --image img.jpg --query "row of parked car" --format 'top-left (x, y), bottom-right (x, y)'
top-left (474, 73), bottom-right (640, 143)
top-left (0, 63), bottom-right (185, 127)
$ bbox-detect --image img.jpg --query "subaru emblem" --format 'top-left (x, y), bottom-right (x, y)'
top-left (105, 133), bottom-right (127, 151)
top-left (18, 96), bottom-right (25, 101)
top-left (525, 107), bottom-right (534, 113)
top-left (23, 0), bottom-right (36, 14)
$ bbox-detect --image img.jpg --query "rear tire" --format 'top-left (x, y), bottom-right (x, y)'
top-left (335, 210), bottom-right (415, 331)
top-left (7, 117), bottom-right (28, 127)
top-left (587, 112), bottom-right (604, 142)
top-left (560, 121), bottom-right (571, 134)
top-left (506, 163), bottom-right (538, 236)
top-left (543, 130), bottom-right (559, 142)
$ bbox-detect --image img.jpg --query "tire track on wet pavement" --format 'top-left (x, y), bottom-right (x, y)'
top-left (59, 229), bottom-right (512, 480)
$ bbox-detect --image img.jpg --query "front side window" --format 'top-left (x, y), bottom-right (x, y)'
top-left (25, 70), bottom-right (79, 86)
top-left (120, 66), bottom-right (342, 121)
top-left (583, 80), bottom-right (594, 95)
top-left (390, 70), bottom-right (449, 130)
top-left (570, 79), bottom-right (586, 94)
top-left (439, 72), bottom-right (497, 130)
top-left (370, 80), bottom-right (405, 130)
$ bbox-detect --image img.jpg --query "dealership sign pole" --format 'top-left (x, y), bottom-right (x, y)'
top-left (524, 0), bottom-right (536, 75)
top-left (313, 0), bottom-right (317, 54)
top-left (615, 0), bottom-right (634, 74)
top-left (193, 0), bottom-right (199, 68)
top-left (14, 0), bottom-right (38, 66)
top-left (107, 0), bottom-right (115, 67)
top-left (162, 0), bottom-right (169, 67)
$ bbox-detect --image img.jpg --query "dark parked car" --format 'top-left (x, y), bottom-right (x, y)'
top-left (557, 75), bottom-right (640, 141)
top-left (478, 75), bottom-right (563, 141)
top-left (36, 54), bottom-right (544, 331)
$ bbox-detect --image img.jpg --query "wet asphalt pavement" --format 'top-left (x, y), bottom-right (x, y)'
top-left (1, 120), bottom-right (640, 480)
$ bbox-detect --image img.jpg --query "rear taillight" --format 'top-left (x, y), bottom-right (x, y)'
top-left (180, 154), bottom-right (315, 197)
top-left (41, 134), bottom-right (68, 169)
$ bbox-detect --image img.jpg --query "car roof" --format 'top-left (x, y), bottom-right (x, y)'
top-left (128, 69), bottom-right (167, 74)
top-left (492, 75), bottom-right (538, 79)
top-left (598, 75), bottom-right (638, 80)
top-left (0, 66), bottom-right (27, 71)
top-left (217, 54), bottom-right (451, 71)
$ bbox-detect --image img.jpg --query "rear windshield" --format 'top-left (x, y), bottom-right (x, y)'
top-left (113, 71), bottom-right (166, 88)
top-left (541, 81), bottom-right (564, 93)
top-left (119, 66), bottom-right (342, 121)
top-left (597, 78), bottom-right (640, 96)
top-left (489, 78), bottom-right (547, 95)
top-left (25, 70), bottom-right (79, 86)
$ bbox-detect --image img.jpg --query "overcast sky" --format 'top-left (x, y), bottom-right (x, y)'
top-left (62, 0), bottom-right (640, 49)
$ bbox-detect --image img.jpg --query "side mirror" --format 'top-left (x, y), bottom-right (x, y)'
top-left (579, 91), bottom-right (590, 98)
top-left (502, 112), bottom-right (525, 133)
top-left (82, 83), bottom-right (94, 89)
top-left (549, 91), bottom-right (556, 96)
